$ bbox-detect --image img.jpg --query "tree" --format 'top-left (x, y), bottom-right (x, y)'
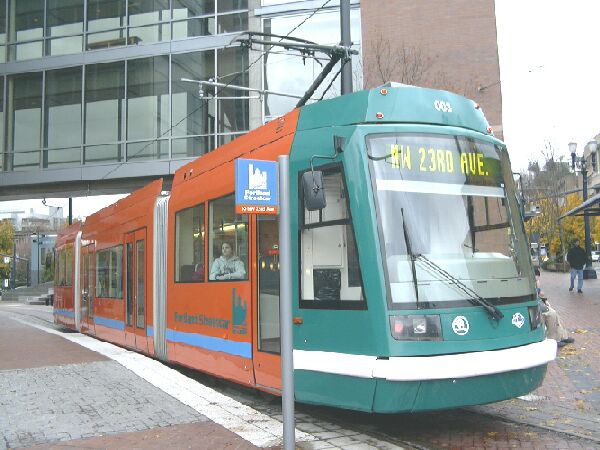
top-left (361, 34), bottom-right (480, 97)
top-left (560, 193), bottom-right (587, 249)
top-left (0, 219), bottom-right (15, 280)
top-left (523, 143), bottom-right (573, 257)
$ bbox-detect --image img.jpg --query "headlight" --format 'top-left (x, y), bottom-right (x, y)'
top-left (528, 304), bottom-right (543, 330)
top-left (389, 315), bottom-right (442, 341)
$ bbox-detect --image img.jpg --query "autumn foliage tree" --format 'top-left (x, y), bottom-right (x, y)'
top-left (0, 219), bottom-right (14, 279)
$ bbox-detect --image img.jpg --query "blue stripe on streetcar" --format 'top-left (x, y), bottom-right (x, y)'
top-left (166, 329), bottom-right (252, 359)
top-left (54, 309), bottom-right (75, 318)
top-left (147, 326), bottom-right (154, 337)
top-left (94, 316), bottom-right (125, 331)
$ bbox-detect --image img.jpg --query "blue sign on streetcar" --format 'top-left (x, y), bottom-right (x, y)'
top-left (235, 159), bottom-right (279, 215)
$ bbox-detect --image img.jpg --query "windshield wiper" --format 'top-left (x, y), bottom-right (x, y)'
top-left (400, 208), bottom-right (419, 306)
top-left (416, 254), bottom-right (504, 321)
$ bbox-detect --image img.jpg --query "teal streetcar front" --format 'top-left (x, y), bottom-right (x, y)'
top-left (290, 85), bottom-right (556, 413)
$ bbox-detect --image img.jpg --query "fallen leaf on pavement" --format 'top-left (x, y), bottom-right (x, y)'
top-left (574, 329), bottom-right (588, 334)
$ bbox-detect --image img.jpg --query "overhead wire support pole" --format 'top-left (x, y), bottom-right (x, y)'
top-left (278, 155), bottom-right (295, 449)
top-left (340, 0), bottom-right (353, 94)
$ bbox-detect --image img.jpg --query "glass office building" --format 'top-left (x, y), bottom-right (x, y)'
top-left (0, 0), bottom-right (360, 196)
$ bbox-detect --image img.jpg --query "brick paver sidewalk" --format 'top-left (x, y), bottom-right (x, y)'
top-left (471, 269), bottom-right (600, 443)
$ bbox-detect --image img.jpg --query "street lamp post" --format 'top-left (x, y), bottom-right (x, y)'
top-left (569, 141), bottom-right (597, 279)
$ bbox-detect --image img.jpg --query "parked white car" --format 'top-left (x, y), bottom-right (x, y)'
top-left (592, 251), bottom-right (600, 262)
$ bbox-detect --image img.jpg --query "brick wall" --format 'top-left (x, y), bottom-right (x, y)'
top-left (360, 0), bottom-right (503, 139)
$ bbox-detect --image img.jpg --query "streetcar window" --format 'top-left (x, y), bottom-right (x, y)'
top-left (56, 246), bottom-right (73, 287)
top-left (208, 194), bottom-right (248, 281)
top-left (65, 246), bottom-right (73, 286)
top-left (300, 168), bottom-right (365, 308)
top-left (95, 245), bottom-right (123, 298)
top-left (175, 203), bottom-right (205, 283)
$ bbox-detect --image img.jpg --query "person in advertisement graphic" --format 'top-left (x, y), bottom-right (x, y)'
top-left (209, 242), bottom-right (246, 281)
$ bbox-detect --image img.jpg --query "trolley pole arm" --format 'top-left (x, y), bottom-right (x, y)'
top-left (296, 55), bottom-right (341, 107)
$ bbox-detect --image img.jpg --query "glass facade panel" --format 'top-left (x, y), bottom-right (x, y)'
top-left (217, 0), bottom-right (248, 13)
top-left (172, 0), bottom-right (214, 19)
top-left (11, 42), bottom-right (43, 60)
top-left (48, 35), bottom-right (82, 55)
top-left (9, 72), bottom-right (42, 169)
top-left (45, 67), bottom-right (82, 148)
top-left (217, 46), bottom-right (248, 134)
top-left (218, 99), bottom-right (248, 134)
top-left (0, 0), bottom-right (6, 61)
top-left (172, 17), bottom-right (214, 39)
top-left (0, 0), bottom-right (5, 43)
top-left (171, 51), bottom-right (215, 138)
top-left (263, 9), bottom-right (361, 118)
top-left (12, 0), bottom-right (44, 41)
top-left (44, 147), bottom-right (80, 167)
top-left (172, 135), bottom-right (212, 158)
top-left (85, 143), bottom-right (121, 163)
top-left (129, 0), bottom-right (170, 43)
top-left (87, 0), bottom-right (126, 33)
top-left (127, 56), bottom-right (169, 141)
top-left (129, 24), bottom-right (170, 44)
top-left (45, 67), bottom-right (82, 167)
top-left (85, 61), bottom-right (124, 153)
top-left (129, 0), bottom-right (170, 26)
top-left (217, 12), bottom-right (247, 34)
top-left (0, 0), bottom-right (261, 174)
top-left (0, 76), bottom-right (3, 170)
top-left (126, 140), bottom-right (168, 161)
top-left (47, 0), bottom-right (84, 36)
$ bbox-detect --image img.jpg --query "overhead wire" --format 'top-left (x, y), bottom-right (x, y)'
top-left (100, 0), bottom-right (336, 181)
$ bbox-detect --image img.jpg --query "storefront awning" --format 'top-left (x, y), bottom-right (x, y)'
top-left (559, 192), bottom-right (600, 220)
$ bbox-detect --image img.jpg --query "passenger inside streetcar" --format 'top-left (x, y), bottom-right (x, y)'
top-left (209, 242), bottom-right (246, 280)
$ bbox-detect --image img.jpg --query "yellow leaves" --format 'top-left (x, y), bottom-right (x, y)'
top-left (486, 432), bottom-right (498, 438)
top-left (575, 399), bottom-right (585, 410)
top-left (574, 328), bottom-right (588, 334)
top-left (560, 347), bottom-right (579, 356)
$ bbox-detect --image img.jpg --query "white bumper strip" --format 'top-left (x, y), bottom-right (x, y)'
top-left (294, 339), bottom-right (557, 381)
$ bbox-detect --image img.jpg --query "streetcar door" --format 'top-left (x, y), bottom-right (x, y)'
top-left (80, 244), bottom-right (96, 335)
top-left (125, 229), bottom-right (148, 352)
top-left (80, 245), bottom-right (89, 332)
top-left (253, 215), bottom-right (281, 391)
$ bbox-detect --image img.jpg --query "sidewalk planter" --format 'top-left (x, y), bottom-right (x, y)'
top-left (541, 261), bottom-right (569, 272)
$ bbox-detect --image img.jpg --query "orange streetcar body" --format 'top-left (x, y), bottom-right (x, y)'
top-left (166, 110), bottom-right (299, 390)
top-left (80, 179), bottom-right (163, 352)
top-left (54, 222), bottom-right (82, 329)
top-left (54, 109), bottom-right (299, 395)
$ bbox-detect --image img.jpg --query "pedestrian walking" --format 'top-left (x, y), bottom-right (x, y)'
top-left (566, 239), bottom-right (587, 293)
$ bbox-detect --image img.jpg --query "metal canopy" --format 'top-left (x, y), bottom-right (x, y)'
top-left (559, 192), bottom-right (600, 220)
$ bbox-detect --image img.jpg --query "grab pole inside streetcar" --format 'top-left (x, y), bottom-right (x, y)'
top-left (278, 155), bottom-right (295, 449)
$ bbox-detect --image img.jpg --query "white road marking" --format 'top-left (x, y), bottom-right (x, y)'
top-left (12, 316), bottom-right (315, 448)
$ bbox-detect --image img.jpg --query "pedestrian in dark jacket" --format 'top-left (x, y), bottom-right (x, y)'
top-left (567, 239), bottom-right (587, 293)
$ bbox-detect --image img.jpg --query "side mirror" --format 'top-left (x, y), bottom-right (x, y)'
top-left (302, 171), bottom-right (326, 211)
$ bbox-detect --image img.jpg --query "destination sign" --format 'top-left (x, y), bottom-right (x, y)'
top-left (367, 134), bottom-right (503, 187)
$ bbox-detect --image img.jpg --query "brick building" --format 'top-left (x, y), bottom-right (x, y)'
top-left (360, 0), bottom-right (503, 139)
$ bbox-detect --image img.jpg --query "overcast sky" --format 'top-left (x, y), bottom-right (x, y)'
top-left (495, 0), bottom-right (600, 171)
top-left (2, 1), bottom-right (599, 218)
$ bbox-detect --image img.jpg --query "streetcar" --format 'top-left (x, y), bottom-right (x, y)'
top-left (54, 83), bottom-right (556, 413)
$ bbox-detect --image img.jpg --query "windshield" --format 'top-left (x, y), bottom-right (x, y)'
top-left (367, 133), bottom-right (536, 308)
